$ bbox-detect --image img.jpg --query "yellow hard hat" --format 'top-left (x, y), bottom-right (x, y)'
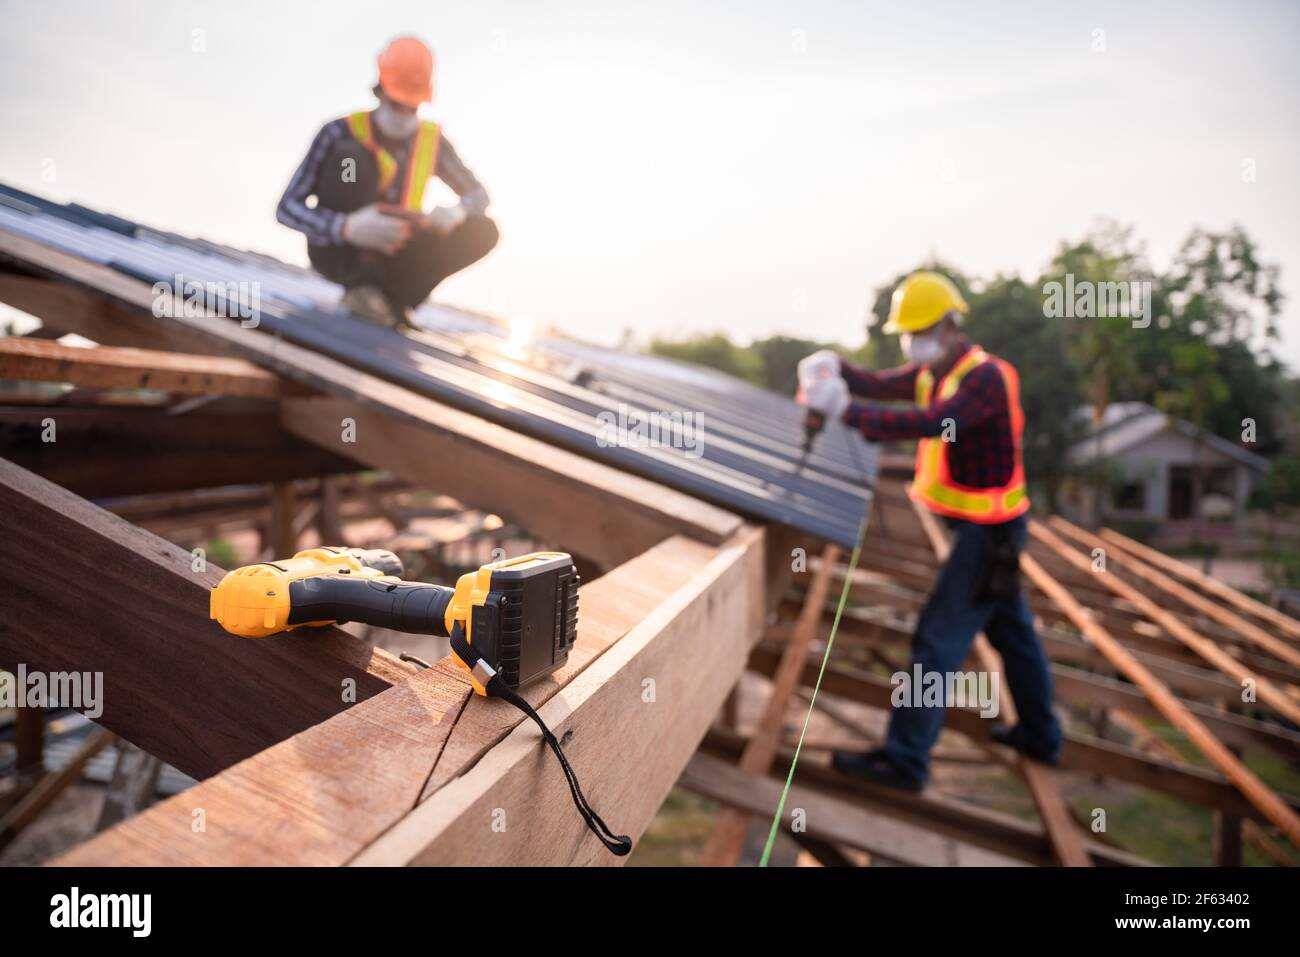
top-left (882, 271), bottom-right (969, 334)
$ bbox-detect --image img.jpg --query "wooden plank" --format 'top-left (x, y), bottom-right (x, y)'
top-left (0, 273), bottom-right (241, 358)
top-left (57, 529), bottom-right (764, 865)
top-left (909, 501), bottom-right (1092, 867)
top-left (697, 543), bottom-right (841, 866)
top-left (0, 405), bottom-right (357, 498)
top-left (1098, 524), bottom-right (1300, 644)
top-left (0, 232), bottom-right (741, 567)
top-left (0, 728), bottom-right (114, 851)
top-left (1098, 526), bottom-right (1300, 671)
top-left (351, 526), bottom-right (765, 866)
top-left (746, 645), bottom-right (1300, 824)
top-left (1040, 518), bottom-right (1300, 725)
top-left (0, 457), bottom-right (411, 780)
top-left (282, 396), bottom-right (738, 570)
top-left (680, 752), bottom-right (1026, 867)
top-left (0, 336), bottom-right (284, 398)
top-left (702, 727), bottom-right (1147, 867)
top-left (1020, 543), bottom-right (1300, 847)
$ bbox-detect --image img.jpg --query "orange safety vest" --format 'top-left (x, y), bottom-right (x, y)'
top-left (910, 346), bottom-right (1030, 524)
top-left (345, 111), bottom-right (440, 212)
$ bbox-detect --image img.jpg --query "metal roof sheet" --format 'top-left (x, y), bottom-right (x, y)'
top-left (0, 182), bottom-right (875, 546)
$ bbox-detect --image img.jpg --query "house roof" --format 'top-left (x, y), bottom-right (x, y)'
top-left (0, 182), bottom-right (875, 546)
top-left (1068, 402), bottom-right (1269, 472)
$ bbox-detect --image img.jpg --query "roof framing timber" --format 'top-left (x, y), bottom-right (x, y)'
top-left (56, 527), bottom-right (765, 866)
top-left (0, 458), bottom-right (412, 780)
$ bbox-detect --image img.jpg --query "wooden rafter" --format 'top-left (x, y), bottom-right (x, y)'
top-left (56, 528), bottom-right (765, 865)
top-left (1040, 517), bottom-right (1300, 725)
top-left (908, 500), bottom-right (1092, 867)
top-left (0, 336), bottom-right (287, 399)
top-left (697, 543), bottom-right (841, 866)
top-left (0, 458), bottom-right (411, 780)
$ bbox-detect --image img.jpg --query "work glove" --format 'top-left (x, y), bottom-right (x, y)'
top-left (798, 375), bottom-right (849, 423)
top-left (425, 203), bottom-right (469, 238)
top-left (342, 204), bottom-right (411, 255)
top-left (797, 349), bottom-right (842, 385)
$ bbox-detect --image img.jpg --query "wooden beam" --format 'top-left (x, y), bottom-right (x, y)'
top-left (697, 543), bottom-right (841, 866)
top-left (282, 396), bottom-right (738, 570)
top-left (57, 528), bottom-right (765, 865)
top-left (355, 527), bottom-right (765, 866)
top-left (0, 232), bottom-right (741, 569)
top-left (909, 501), bottom-right (1092, 867)
top-left (0, 336), bottom-right (285, 398)
top-left (1020, 537), bottom-right (1300, 847)
top-left (701, 727), bottom-right (1147, 867)
top-left (1040, 518), bottom-right (1300, 725)
top-left (1098, 526), bottom-right (1300, 671)
top-left (0, 405), bottom-right (357, 498)
top-left (680, 752), bottom-right (1024, 867)
top-left (0, 272), bottom-right (241, 358)
top-left (745, 645), bottom-right (1300, 824)
top-left (0, 457), bottom-right (412, 780)
top-left (1094, 528), bottom-right (1300, 644)
top-left (0, 728), bottom-right (114, 851)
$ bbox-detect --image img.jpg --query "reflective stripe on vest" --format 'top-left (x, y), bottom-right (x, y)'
top-left (345, 112), bottom-right (441, 212)
top-left (910, 346), bottom-right (1030, 523)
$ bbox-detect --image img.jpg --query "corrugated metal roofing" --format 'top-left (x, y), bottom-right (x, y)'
top-left (0, 182), bottom-right (875, 546)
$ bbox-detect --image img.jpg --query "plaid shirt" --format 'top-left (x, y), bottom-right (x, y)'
top-left (276, 115), bottom-right (489, 246)
top-left (840, 348), bottom-right (1019, 490)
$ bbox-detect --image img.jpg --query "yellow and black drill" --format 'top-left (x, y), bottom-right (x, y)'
top-left (210, 545), bottom-right (629, 855)
top-left (210, 547), bottom-right (579, 695)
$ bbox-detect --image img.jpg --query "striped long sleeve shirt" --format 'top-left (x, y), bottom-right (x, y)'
top-left (276, 115), bottom-right (490, 246)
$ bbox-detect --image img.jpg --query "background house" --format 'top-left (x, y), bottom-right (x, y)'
top-left (1062, 402), bottom-right (1269, 536)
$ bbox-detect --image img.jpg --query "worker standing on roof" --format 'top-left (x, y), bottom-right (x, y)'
top-left (276, 36), bottom-right (497, 329)
top-left (798, 271), bottom-right (1062, 792)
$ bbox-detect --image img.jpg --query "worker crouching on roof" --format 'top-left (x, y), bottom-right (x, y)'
top-left (276, 36), bottom-right (497, 329)
top-left (798, 271), bottom-right (1062, 792)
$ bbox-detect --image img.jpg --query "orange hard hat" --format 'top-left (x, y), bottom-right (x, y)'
top-left (377, 36), bottom-right (434, 107)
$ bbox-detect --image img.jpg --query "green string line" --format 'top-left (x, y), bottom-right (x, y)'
top-left (758, 508), bottom-right (870, 868)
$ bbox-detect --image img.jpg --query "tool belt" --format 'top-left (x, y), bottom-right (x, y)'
top-left (973, 520), bottom-right (1023, 603)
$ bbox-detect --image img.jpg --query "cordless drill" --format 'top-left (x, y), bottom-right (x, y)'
top-left (210, 546), bottom-right (580, 695)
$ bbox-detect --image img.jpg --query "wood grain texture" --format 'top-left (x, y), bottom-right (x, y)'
top-left (57, 530), bottom-right (763, 865)
top-left (0, 336), bottom-right (283, 398)
top-left (0, 458), bottom-right (409, 780)
top-left (351, 526), bottom-right (766, 866)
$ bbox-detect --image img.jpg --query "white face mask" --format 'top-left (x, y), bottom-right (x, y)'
top-left (374, 102), bottom-right (420, 140)
top-left (901, 331), bottom-right (945, 366)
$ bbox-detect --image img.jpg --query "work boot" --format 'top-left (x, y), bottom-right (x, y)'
top-left (831, 749), bottom-right (924, 793)
top-left (339, 285), bottom-right (401, 328)
top-left (990, 723), bottom-right (1060, 766)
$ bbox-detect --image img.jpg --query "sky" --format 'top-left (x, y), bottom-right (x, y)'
top-left (2, 0), bottom-right (1298, 367)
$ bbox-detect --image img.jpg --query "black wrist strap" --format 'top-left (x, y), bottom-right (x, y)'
top-left (448, 624), bottom-right (632, 857)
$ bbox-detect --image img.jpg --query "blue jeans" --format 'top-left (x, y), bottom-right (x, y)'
top-left (883, 514), bottom-right (1062, 784)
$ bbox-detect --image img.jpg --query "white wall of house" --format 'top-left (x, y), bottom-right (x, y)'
top-left (1105, 429), bottom-right (1253, 519)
